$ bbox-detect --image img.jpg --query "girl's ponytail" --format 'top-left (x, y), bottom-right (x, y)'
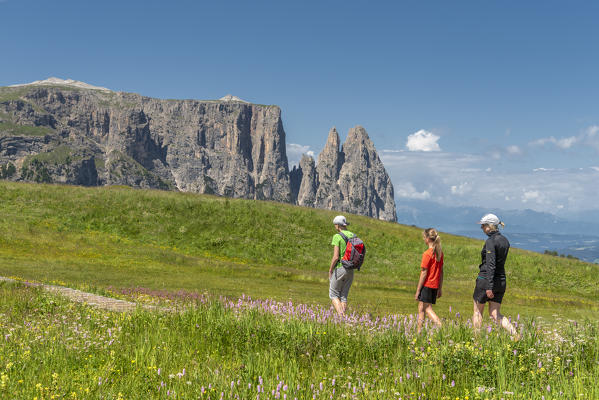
top-left (424, 228), bottom-right (443, 261)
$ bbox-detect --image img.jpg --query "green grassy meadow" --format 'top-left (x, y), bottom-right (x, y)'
top-left (0, 181), bottom-right (598, 399)
top-left (0, 181), bottom-right (597, 320)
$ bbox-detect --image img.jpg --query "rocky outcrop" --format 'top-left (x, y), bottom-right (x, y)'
top-left (290, 154), bottom-right (318, 207)
top-left (0, 79), bottom-right (396, 221)
top-left (314, 128), bottom-right (343, 210)
top-left (339, 126), bottom-right (396, 221)
top-left (0, 83), bottom-right (290, 202)
top-left (292, 126), bottom-right (396, 221)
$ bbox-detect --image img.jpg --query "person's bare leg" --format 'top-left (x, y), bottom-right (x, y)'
top-left (473, 301), bottom-right (485, 331)
top-left (417, 302), bottom-right (426, 333)
top-left (425, 305), bottom-right (442, 328)
top-left (331, 298), bottom-right (345, 315)
top-left (488, 301), bottom-right (516, 335)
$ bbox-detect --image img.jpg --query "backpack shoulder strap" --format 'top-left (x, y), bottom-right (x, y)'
top-left (338, 231), bottom-right (349, 244)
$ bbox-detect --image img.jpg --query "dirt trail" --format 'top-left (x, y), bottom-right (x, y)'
top-left (0, 276), bottom-right (142, 312)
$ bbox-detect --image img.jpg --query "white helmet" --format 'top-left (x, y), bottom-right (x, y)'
top-left (333, 215), bottom-right (349, 226)
top-left (478, 213), bottom-right (500, 226)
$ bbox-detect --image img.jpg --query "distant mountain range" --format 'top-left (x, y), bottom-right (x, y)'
top-left (397, 199), bottom-right (599, 263)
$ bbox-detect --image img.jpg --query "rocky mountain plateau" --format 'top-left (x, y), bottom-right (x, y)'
top-left (0, 78), bottom-right (396, 221)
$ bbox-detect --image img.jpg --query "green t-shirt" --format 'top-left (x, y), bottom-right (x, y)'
top-left (331, 230), bottom-right (354, 268)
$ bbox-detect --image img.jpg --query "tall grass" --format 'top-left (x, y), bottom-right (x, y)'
top-left (0, 281), bottom-right (597, 399)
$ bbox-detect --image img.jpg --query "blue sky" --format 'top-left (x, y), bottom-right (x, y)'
top-left (1, 0), bottom-right (598, 215)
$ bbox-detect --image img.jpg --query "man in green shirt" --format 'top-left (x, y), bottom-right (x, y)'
top-left (329, 215), bottom-right (355, 315)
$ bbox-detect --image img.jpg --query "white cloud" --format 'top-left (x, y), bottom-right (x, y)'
top-left (530, 125), bottom-right (599, 153)
top-left (488, 145), bottom-right (525, 160)
top-left (531, 136), bottom-right (578, 149)
top-left (557, 137), bottom-right (578, 149)
top-left (381, 149), bottom-right (599, 213)
top-left (585, 125), bottom-right (599, 151)
top-left (286, 143), bottom-right (314, 167)
top-left (506, 145), bottom-right (522, 155)
top-left (395, 182), bottom-right (431, 200)
top-left (406, 130), bottom-right (441, 152)
top-left (450, 182), bottom-right (471, 196)
top-left (522, 190), bottom-right (542, 203)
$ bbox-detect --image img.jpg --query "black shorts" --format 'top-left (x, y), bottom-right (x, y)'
top-left (473, 278), bottom-right (506, 304)
top-left (418, 286), bottom-right (438, 304)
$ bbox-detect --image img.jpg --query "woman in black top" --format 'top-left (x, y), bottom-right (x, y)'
top-left (472, 213), bottom-right (517, 336)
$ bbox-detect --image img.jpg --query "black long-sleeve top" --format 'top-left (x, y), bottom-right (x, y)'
top-left (478, 231), bottom-right (510, 290)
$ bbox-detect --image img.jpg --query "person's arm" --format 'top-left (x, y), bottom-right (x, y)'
top-left (329, 245), bottom-right (340, 279)
top-left (415, 268), bottom-right (428, 300)
top-left (437, 268), bottom-right (443, 298)
top-left (485, 240), bottom-right (496, 298)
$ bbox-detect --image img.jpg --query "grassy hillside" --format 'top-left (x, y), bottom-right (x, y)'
top-left (0, 181), bottom-right (597, 321)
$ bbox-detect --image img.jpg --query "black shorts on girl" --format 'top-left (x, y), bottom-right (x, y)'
top-left (473, 277), bottom-right (506, 303)
top-left (418, 286), bottom-right (438, 304)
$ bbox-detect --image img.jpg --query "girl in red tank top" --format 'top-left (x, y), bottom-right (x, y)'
top-left (414, 228), bottom-right (444, 333)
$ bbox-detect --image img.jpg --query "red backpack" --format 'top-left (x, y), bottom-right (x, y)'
top-left (338, 231), bottom-right (366, 271)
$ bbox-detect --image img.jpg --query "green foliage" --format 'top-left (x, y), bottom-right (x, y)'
top-left (20, 146), bottom-right (78, 183)
top-left (544, 249), bottom-right (579, 260)
top-left (109, 151), bottom-right (174, 190)
top-left (20, 160), bottom-right (52, 183)
top-left (0, 87), bottom-right (29, 102)
top-left (0, 122), bottom-right (54, 137)
top-left (0, 163), bottom-right (16, 179)
top-left (94, 156), bottom-right (106, 170)
top-left (24, 145), bottom-right (73, 166)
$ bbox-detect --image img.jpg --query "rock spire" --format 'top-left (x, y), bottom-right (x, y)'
top-left (292, 125), bottom-right (396, 221)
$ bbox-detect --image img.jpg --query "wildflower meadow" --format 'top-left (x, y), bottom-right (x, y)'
top-left (0, 282), bottom-right (597, 399)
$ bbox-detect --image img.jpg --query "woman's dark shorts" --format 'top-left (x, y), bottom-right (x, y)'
top-left (473, 277), bottom-right (506, 304)
top-left (418, 286), bottom-right (438, 304)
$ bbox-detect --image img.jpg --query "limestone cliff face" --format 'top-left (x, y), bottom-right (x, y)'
top-left (293, 126), bottom-right (396, 221)
top-left (0, 84), bottom-right (290, 202)
top-left (0, 80), bottom-right (396, 221)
